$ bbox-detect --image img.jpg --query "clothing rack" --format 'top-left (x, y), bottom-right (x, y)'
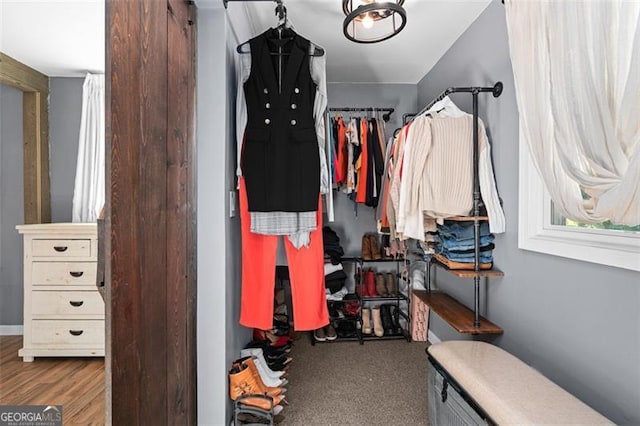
top-left (414, 82), bottom-right (503, 122)
top-left (419, 81), bottom-right (503, 328)
top-left (329, 107), bottom-right (395, 122)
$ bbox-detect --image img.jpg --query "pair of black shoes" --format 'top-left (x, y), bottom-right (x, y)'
top-left (380, 304), bottom-right (402, 336)
top-left (334, 321), bottom-right (358, 338)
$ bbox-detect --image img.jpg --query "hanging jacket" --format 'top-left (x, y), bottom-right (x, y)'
top-left (242, 28), bottom-right (320, 212)
top-left (367, 118), bottom-right (385, 208)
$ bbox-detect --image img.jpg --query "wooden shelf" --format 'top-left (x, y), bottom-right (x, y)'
top-left (446, 216), bottom-right (489, 221)
top-left (432, 258), bottom-right (504, 278)
top-left (413, 290), bottom-right (503, 335)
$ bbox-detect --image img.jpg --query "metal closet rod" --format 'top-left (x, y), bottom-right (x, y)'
top-left (329, 107), bottom-right (395, 122)
top-left (223, 0), bottom-right (282, 8)
top-left (410, 82), bottom-right (503, 124)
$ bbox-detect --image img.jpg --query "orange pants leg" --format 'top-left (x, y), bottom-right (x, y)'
top-left (238, 178), bottom-right (278, 330)
top-left (283, 196), bottom-right (329, 331)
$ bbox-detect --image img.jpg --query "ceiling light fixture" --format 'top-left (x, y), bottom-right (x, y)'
top-left (342, 0), bottom-right (407, 44)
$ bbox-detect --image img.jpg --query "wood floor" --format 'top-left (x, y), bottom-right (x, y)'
top-left (0, 335), bottom-right (105, 425)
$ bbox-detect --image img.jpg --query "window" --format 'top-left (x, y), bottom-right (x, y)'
top-left (518, 137), bottom-right (640, 272)
top-left (550, 204), bottom-right (640, 233)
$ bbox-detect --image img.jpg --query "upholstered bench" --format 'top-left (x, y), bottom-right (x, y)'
top-left (427, 341), bottom-right (613, 425)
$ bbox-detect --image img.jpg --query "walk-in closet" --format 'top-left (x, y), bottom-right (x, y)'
top-left (211, 0), bottom-right (638, 424)
top-left (1, 0), bottom-right (638, 425)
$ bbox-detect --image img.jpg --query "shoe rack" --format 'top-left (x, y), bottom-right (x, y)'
top-left (355, 257), bottom-right (412, 344)
top-left (410, 82), bottom-right (505, 336)
top-left (312, 256), bottom-right (412, 345)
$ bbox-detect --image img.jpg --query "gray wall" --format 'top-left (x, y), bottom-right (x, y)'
top-left (417, 3), bottom-right (640, 424)
top-left (197, 8), bottom-right (228, 424)
top-left (323, 83), bottom-right (418, 256)
top-left (49, 77), bottom-right (83, 222)
top-left (196, 7), bottom-right (251, 424)
top-left (0, 78), bottom-right (84, 328)
top-left (224, 11), bottom-right (252, 423)
top-left (0, 83), bottom-right (24, 327)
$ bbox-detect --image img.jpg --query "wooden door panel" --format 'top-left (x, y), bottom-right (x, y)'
top-left (106, 0), bottom-right (196, 424)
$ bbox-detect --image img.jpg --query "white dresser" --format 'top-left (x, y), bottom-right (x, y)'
top-left (16, 223), bottom-right (104, 362)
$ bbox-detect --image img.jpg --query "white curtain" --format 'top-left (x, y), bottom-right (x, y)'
top-left (72, 73), bottom-right (105, 223)
top-left (505, 1), bottom-right (640, 225)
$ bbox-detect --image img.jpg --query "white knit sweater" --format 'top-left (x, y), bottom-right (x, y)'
top-left (397, 115), bottom-right (505, 240)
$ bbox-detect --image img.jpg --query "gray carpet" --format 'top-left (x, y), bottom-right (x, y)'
top-left (277, 334), bottom-right (430, 426)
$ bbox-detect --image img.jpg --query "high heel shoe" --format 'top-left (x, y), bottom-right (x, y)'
top-left (244, 339), bottom-right (292, 356)
top-left (228, 363), bottom-right (285, 415)
top-left (253, 328), bottom-right (293, 348)
top-left (264, 357), bottom-right (292, 372)
top-left (239, 351), bottom-right (288, 386)
top-left (248, 352), bottom-right (293, 371)
top-left (241, 348), bottom-right (287, 377)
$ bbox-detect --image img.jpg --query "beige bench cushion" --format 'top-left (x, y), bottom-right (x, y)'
top-left (428, 341), bottom-right (612, 425)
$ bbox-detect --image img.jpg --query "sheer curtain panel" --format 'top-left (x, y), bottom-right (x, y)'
top-left (505, 1), bottom-right (640, 225)
top-left (72, 73), bottom-right (105, 223)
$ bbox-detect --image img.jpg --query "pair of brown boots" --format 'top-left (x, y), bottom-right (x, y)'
top-left (375, 272), bottom-right (397, 297)
top-left (362, 234), bottom-right (382, 260)
top-left (228, 357), bottom-right (287, 415)
top-left (360, 270), bottom-right (398, 297)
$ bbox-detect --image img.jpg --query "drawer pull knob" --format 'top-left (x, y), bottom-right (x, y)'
top-left (54, 246), bottom-right (68, 252)
top-left (69, 330), bottom-right (84, 336)
top-left (69, 271), bottom-right (84, 278)
top-left (69, 301), bottom-right (84, 307)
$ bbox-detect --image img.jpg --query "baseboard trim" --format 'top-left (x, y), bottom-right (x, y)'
top-left (0, 325), bottom-right (23, 336)
top-left (428, 329), bottom-right (441, 344)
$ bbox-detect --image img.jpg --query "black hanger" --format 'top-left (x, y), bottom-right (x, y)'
top-left (236, 1), bottom-right (324, 56)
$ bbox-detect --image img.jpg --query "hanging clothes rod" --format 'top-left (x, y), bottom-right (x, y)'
top-left (411, 82), bottom-right (503, 123)
top-left (402, 113), bottom-right (416, 125)
top-left (225, 0), bottom-right (286, 20)
top-left (223, 0), bottom-right (282, 8)
top-left (329, 107), bottom-right (395, 122)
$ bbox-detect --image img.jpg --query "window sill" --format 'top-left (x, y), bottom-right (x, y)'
top-left (518, 133), bottom-right (640, 272)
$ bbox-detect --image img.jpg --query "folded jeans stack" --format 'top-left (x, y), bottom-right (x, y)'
top-left (435, 221), bottom-right (495, 267)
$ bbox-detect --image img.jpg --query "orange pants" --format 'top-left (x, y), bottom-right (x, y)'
top-left (238, 178), bottom-right (329, 331)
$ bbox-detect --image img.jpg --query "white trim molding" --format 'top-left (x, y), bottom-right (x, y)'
top-left (0, 325), bottom-right (24, 336)
top-left (519, 135), bottom-right (640, 272)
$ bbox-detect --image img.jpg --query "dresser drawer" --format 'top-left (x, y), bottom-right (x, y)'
top-left (32, 291), bottom-right (104, 316)
top-left (31, 320), bottom-right (104, 346)
top-left (32, 239), bottom-right (92, 257)
top-left (32, 262), bottom-right (97, 286)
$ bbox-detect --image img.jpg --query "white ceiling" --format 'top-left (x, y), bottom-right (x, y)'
top-left (226, 0), bottom-right (491, 84)
top-left (0, 0), bottom-right (490, 83)
top-left (0, 0), bottom-right (105, 77)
